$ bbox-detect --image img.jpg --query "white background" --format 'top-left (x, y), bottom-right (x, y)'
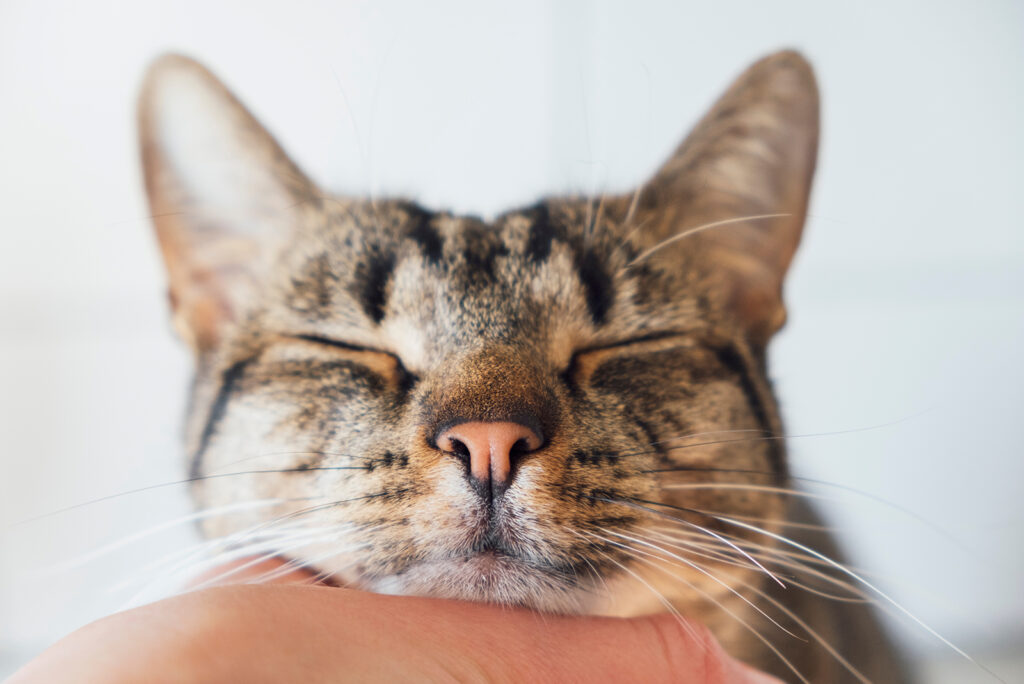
top-left (1, 1), bottom-right (1021, 681)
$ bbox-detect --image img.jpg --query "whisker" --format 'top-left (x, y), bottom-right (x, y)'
top-left (178, 491), bottom-right (394, 569)
top-left (584, 530), bottom-right (809, 684)
top-left (211, 449), bottom-right (379, 471)
top-left (662, 482), bottom-right (837, 502)
top-left (43, 498), bottom-right (291, 575)
top-left (621, 213), bottom-right (790, 271)
top-left (124, 518), bottom-right (339, 579)
top-left (266, 489), bottom-right (411, 527)
top-left (634, 557), bottom-right (810, 683)
top-left (109, 494), bottom-right (375, 598)
top-left (719, 513), bottom-right (984, 662)
top-left (186, 535), bottom-right (337, 591)
top-left (594, 496), bottom-right (895, 604)
top-left (188, 528), bottom-right (368, 591)
top-left (636, 497), bottom-right (874, 579)
top-left (681, 510), bottom-right (832, 532)
top-left (648, 527), bottom-right (873, 603)
top-left (643, 465), bottom-right (963, 547)
top-left (608, 428), bottom-right (770, 459)
top-left (571, 531), bottom-right (700, 644)
top-left (633, 497), bottom-right (988, 673)
top-left (612, 217), bottom-right (652, 263)
top-left (618, 409), bottom-right (933, 465)
top-left (553, 524), bottom-right (615, 601)
top-left (119, 526), bottom-right (338, 605)
top-left (10, 466), bottom-right (371, 527)
top-left (640, 527), bottom-right (761, 571)
top-left (596, 528), bottom-right (799, 638)
top-left (254, 539), bottom-right (375, 585)
top-left (722, 568), bottom-right (873, 684)
top-left (586, 494), bottom-right (784, 588)
top-left (622, 184), bottom-right (644, 228)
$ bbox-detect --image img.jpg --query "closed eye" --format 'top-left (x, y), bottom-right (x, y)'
top-left (572, 330), bottom-right (695, 357)
top-left (293, 334), bottom-right (384, 355)
top-left (289, 334), bottom-right (420, 390)
top-left (561, 331), bottom-right (698, 387)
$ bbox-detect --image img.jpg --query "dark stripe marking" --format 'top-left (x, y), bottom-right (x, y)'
top-left (353, 250), bottom-right (396, 324)
top-left (460, 223), bottom-right (508, 283)
top-left (190, 357), bottom-right (254, 479)
top-left (712, 344), bottom-right (784, 476)
top-left (525, 204), bottom-right (561, 262)
top-left (406, 206), bottom-right (443, 264)
top-left (574, 247), bottom-right (614, 325)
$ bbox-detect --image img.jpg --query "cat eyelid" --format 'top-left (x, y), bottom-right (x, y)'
top-left (288, 334), bottom-right (421, 381)
top-left (289, 331), bottom-right (694, 379)
top-left (562, 330), bottom-right (699, 384)
top-left (571, 330), bottom-right (698, 358)
top-left (290, 333), bottom-right (388, 356)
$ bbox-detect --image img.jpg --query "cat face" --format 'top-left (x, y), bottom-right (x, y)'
top-left (139, 52), bottom-right (818, 619)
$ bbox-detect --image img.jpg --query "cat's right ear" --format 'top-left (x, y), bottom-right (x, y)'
top-left (138, 54), bottom-right (317, 353)
top-left (627, 51), bottom-right (819, 348)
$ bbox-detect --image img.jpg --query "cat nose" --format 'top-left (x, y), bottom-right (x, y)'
top-left (435, 421), bottom-right (543, 490)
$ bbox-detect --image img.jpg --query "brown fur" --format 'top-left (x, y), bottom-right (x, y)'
top-left (139, 51), bottom-right (908, 682)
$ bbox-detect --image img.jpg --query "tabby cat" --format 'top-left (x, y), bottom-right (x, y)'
top-left (139, 50), bottom-right (907, 682)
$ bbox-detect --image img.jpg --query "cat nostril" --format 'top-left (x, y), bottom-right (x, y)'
top-left (448, 438), bottom-right (470, 459)
top-left (434, 421), bottom-right (543, 488)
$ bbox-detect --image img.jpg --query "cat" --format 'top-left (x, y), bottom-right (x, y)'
top-left (138, 50), bottom-right (908, 682)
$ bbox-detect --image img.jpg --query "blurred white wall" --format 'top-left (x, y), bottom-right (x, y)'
top-left (1, 0), bottom-right (1022, 679)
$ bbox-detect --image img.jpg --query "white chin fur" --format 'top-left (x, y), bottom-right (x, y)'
top-left (367, 553), bottom-right (587, 614)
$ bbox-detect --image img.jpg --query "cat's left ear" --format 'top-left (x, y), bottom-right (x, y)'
top-left (634, 50), bottom-right (819, 346)
top-left (138, 54), bottom-right (318, 353)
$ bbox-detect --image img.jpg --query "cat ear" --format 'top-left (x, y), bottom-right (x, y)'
top-left (634, 50), bottom-right (819, 346)
top-left (138, 54), bottom-right (317, 352)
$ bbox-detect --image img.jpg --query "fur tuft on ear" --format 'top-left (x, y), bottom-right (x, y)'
top-left (632, 50), bottom-right (819, 346)
top-left (138, 54), bottom-right (318, 352)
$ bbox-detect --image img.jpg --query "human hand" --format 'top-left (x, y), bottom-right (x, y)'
top-left (9, 558), bottom-right (781, 683)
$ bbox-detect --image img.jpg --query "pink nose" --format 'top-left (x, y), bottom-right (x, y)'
top-left (435, 421), bottom-right (543, 485)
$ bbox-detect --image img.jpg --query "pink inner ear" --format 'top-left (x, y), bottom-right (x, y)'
top-left (139, 53), bottom-right (316, 355)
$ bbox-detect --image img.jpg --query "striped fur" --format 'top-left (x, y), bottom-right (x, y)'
top-left (139, 52), bottom-right (907, 681)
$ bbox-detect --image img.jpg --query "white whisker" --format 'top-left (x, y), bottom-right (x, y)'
top-left (596, 528), bottom-right (799, 639)
top-left (45, 499), bottom-right (288, 575)
top-left (584, 530), bottom-right (808, 684)
top-left (622, 213), bottom-right (790, 270)
top-left (710, 513), bottom-right (987, 671)
top-left (724, 568), bottom-right (872, 684)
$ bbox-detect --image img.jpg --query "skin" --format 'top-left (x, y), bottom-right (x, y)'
top-left (10, 559), bottom-right (781, 684)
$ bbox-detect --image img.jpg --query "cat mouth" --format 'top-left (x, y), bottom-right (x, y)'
top-left (368, 546), bottom-right (585, 611)
top-left (444, 542), bottom-right (542, 579)
top-left (453, 548), bottom-right (518, 580)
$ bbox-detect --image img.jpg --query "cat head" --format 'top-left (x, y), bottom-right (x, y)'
top-left (139, 51), bottom-right (818, 617)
